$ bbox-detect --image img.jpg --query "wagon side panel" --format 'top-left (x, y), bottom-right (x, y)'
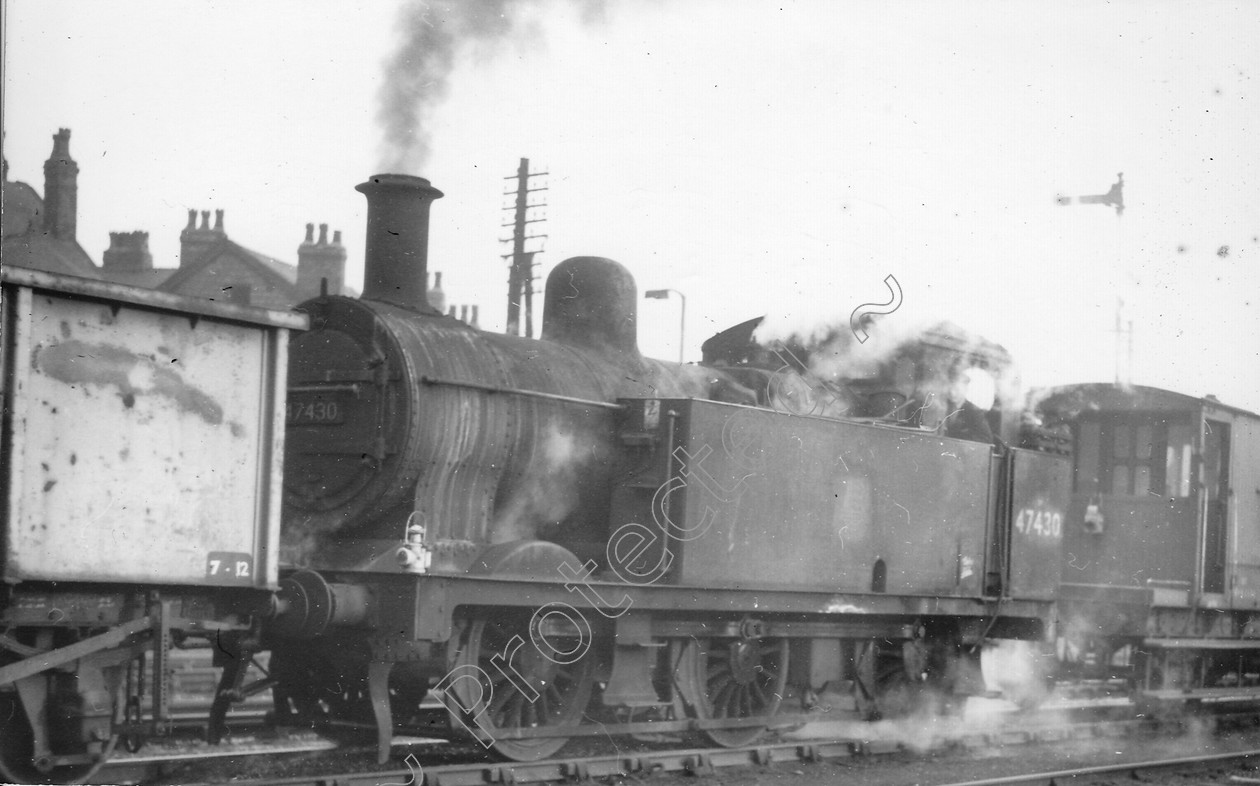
top-left (3, 277), bottom-right (289, 588)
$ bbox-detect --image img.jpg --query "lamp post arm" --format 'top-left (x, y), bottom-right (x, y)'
top-left (678, 293), bottom-right (686, 364)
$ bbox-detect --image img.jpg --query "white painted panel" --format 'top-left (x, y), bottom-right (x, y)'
top-left (7, 289), bottom-right (273, 586)
top-left (1227, 413), bottom-right (1260, 609)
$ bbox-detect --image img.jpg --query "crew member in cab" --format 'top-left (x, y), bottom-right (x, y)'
top-left (944, 366), bottom-right (1005, 448)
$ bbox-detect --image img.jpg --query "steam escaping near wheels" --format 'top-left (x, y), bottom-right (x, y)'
top-left (981, 639), bottom-right (1053, 710)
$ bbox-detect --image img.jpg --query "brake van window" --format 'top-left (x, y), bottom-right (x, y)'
top-left (1073, 415), bottom-right (1193, 498)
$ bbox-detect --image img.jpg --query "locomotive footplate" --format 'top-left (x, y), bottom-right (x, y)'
top-left (368, 573), bottom-right (1052, 643)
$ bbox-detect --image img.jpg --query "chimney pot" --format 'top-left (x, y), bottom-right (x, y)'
top-left (332, 229), bottom-right (342, 245)
top-left (103, 229), bottom-right (153, 272)
top-left (460, 305), bottom-right (469, 321)
top-left (181, 208), bottom-right (220, 267)
top-left (297, 220), bottom-right (347, 301)
top-left (51, 128), bottom-right (72, 159)
top-left (471, 305), bottom-right (480, 328)
top-left (448, 306), bottom-right (457, 317)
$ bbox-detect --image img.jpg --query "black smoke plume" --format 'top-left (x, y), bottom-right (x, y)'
top-left (377, 0), bottom-right (608, 173)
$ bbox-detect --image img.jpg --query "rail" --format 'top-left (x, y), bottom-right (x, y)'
top-left (937, 749), bottom-right (1260, 786)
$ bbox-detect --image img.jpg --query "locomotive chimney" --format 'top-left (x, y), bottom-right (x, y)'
top-left (356, 174), bottom-right (444, 311)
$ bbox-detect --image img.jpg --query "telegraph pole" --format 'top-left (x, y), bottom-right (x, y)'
top-left (502, 158), bottom-right (548, 337)
top-left (1110, 299), bottom-right (1134, 385)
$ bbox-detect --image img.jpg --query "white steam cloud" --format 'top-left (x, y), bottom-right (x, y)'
top-left (753, 313), bottom-right (1022, 430)
top-left (490, 423), bottom-right (606, 543)
top-left (757, 312), bottom-right (936, 382)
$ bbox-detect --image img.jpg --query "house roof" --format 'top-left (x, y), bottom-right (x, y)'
top-left (157, 237), bottom-right (298, 297)
top-left (2, 179), bottom-right (102, 280)
top-left (2, 179), bottom-right (42, 236)
top-left (3, 170), bottom-right (346, 303)
top-left (105, 268), bottom-right (176, 289)
top-left (242, 246), bottom-right (298, 285)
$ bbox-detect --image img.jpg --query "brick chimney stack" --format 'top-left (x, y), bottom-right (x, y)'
top-left (102, 231), bottom-right (154, 272)
top-left (179, 207), bottom-right (227, 267)
top-left (43, 129), bottom-right (79, 241)
top-left (296, 221), bottom-right (347, 300)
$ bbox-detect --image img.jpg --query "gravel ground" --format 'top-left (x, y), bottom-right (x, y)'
top-left (129, 703), bottom-right (1260, 786)
top-left (138, 725), bottom-right (1260, 786)
top-left (668, 727), bottom-right (1260, 786)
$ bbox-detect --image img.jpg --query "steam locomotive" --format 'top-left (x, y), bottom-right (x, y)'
top-left (260, 174), bottom-right (1066, 763)
top-left (3, 171), bottom-right (1256, 781)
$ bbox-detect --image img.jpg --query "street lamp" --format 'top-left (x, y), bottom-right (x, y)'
top-left (644, 288), bottom-right (686, 364)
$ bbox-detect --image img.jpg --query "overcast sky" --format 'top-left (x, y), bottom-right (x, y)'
top-left (4, 0), bottom-right (1258, 411)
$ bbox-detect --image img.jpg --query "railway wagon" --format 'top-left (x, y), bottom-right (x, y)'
top-left (256, 173), bottom-right (1072, 763)
top-left (1033, 384), bottom-right (1260, 697)
top-left (0, 266), bottom-right (304, 783)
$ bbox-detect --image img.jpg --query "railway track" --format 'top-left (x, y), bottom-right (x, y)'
top-left (101, 668), bottom-right (1260, 783)
top-left (936, 749), bottom-right (1260, 786)
top-left (107, 699), bottom-right (1260, 786)
top-left (97, 726), bottom-right (347, 785)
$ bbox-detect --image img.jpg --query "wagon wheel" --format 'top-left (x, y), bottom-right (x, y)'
top-left (853, 639), bottom-right (921, 720)
top-left (448, 612), bottom-right (595, 762)
top-left (675, 637), bottom-right (789, 747)
top-left (0, 661), bottom-right (121, 785)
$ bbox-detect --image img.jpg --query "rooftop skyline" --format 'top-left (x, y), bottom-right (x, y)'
top-left (4, 0), bottom-right (1257, 409)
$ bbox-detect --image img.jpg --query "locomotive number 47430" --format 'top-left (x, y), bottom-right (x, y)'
top-left (286, 392), bottom-right (344, 425)
top-left (1014, 508), bottom-right (1063, 538)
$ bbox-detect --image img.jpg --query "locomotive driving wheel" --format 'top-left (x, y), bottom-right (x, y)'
top-left (853, 639), bottom-right (926, 720)
top-left (448, 612), bottom-right (595, 762)
top-left (675, 636), bottom-right (789, 747)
